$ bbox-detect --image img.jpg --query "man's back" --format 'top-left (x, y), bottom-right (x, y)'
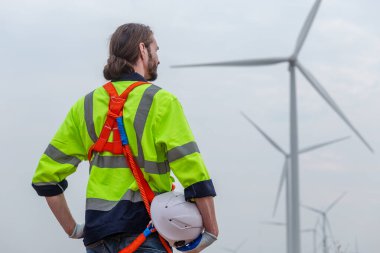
top-left (33, 73), bottom-right (212, 245)
top-left (31, 23), bottom-right (218, 253)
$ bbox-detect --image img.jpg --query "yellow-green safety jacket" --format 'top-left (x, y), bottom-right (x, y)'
top-left (31, 72), bottom-right (216, 245)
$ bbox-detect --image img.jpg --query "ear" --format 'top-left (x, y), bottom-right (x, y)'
top-left (139, 42), bottom-right (146, 59)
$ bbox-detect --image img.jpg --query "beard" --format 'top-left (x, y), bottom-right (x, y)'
top-left (147, 51), bottom-right (158, 81)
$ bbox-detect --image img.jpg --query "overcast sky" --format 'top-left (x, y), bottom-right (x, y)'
top-left (1, 0), bottom-right (379, 253)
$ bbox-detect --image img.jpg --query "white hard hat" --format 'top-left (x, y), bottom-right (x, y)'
top-left (151, 191), bottom-right (204, 247)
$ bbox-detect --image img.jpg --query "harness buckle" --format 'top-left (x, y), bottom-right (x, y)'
top-left (107, 111), bottom-right (120, 119)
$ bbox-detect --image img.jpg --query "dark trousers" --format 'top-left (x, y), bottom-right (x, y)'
top-left (86, 233), bottom-right (168, 253)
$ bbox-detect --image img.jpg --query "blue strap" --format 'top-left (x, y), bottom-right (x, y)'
top-left (143, 227), bottom-right (152, 237)
top-left (176, 234), bottom-right (203, 252)
top-left (143, 223), bottom-right (155, 237)
top-left (116, 116), bottom-right (129, 145)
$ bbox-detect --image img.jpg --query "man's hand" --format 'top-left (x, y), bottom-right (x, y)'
top-left (177, 231), bottom-right (217, 253)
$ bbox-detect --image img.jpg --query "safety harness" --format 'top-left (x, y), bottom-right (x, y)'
top-left (88, 81), bottom-right (172, 253)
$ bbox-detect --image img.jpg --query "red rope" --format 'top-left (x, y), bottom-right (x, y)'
top-left (122, 145), bottom-right (153, 215)
top-left (118, 233), bottom-right (146, 253)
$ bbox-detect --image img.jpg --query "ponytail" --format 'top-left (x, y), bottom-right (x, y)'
top-left (103, 55), bottom-right (134, 80)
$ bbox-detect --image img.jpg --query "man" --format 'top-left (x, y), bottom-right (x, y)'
top-left (32, 23), bottom-right (218, 253)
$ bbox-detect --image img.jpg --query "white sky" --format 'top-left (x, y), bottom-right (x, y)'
top-left (1, 0), bottom-right (379, 253)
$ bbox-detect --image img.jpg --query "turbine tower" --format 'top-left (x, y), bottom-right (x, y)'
top-left (303, 192), bottom-right (347, 253)
top-left (172, 1), bottom-right (373, 253)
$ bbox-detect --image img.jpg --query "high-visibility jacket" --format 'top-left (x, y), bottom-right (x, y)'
top-left (31, 72), bottom-right (216, 246)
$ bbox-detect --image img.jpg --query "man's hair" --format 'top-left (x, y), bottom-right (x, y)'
top-left (103, 23), bottom-right (153, 80)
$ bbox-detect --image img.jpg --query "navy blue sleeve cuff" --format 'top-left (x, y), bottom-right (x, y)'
top-left (32, 180), bottom-right (68, 197)
top-left (184, 179), bottom-right (216, 201)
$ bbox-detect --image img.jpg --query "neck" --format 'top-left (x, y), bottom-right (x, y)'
top-left (133, 60), bottom-right (147, 80)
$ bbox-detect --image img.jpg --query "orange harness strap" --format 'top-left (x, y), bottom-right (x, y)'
top-left (88, 81), bottom-right (147, 160)
top-left (87, 82), bottom-right (172, 253)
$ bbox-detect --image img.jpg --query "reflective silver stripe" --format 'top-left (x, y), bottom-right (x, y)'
top-left (57, 184), bottom-right (65, 192)
top-left (134, 85), bottom-right (162, 165)
top-left (91, 154), bottom-right (128, 168)
top-left (45, 144), bottom-right (81, 166)
top-left (144, 160), bottom-right (170, 174)
top-left (86, 198), bottom-right (118, 211)
top-left (167, 141), bottom-right (200, 163)
top-left (86, 190), bottom-right (148, 211)
top-left (91, 154), bottom-right (170, 174)
top-left (84, 90), bottom-right (98, 142)
top-left (32, 182), bottom-right (60, 186)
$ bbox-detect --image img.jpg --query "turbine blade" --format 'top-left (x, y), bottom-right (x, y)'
top-left (241, 111), bottom-right (287, 156)
top-left (297, 62), bottom-right (342, 110)
top-left (296, 62), bottom-right (374, 153)
top-left (235, 238), bottom-right (248, 252)
top-left (272, 159), bottom-right (288, 217)
top-left (325, 192), bottom-right (346, 213)
top-left (302, 204), bottom-right (324, 214)
top-left (261, 221), bottom-right (286, 226)
top-left (293, 0), bottom-right (323, 57)
top-left (298, 136), bottom-right (350, 154)
top-left (221, 247), bottom-right (235, 253)
top-left (171, 57), bottom-right (289, 68)
top-left (314, 217), bottom-right (320, 229)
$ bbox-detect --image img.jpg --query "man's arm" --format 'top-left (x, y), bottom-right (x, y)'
top-left (195, 196), bottom-right (219, 237)
top-left (45, 193), bottom-right (76, 236)
top-left (176, 197), bottom-right (218, 252)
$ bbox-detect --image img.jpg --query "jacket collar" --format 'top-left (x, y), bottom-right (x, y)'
top-left (111, 72), bottom-right (147, 82)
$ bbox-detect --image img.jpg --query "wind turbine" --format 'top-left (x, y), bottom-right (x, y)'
top-left (303, 192), bottom-right (347, 253)
top-left (351, 237), bottom-right (359, 253)
top-left (262, 220), bottom-right (319, 253)
top-left (302, 219), bottom-right (320, 253)
top-left (261, 220), bottom-right (286, 227)
top-left (172, 1), bottom-right (373, 253)
top-left (302, 228), bottom-right (318, 253)
top-left (354, 237), bottom-right (359, 253)
top-left (221, 238), bottom-right (248, 253)
top-left (241, 111), bottom-right (349, 219)
top-left (246, 111), bottom-right (346, 253)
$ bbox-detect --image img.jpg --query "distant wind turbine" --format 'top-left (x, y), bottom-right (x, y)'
top-left (303, 192), bottom-right (347, 253)
top-left (241, 111), bottom-right (349, 218)
top-left (262, 220), bottom-right (319, 253)
top-left (302, 219), bottom-right (320, 253)
top-left (261, 220), bottom-right (286, 227)
top-left (353, 237), bottom-right (359, 253)
top-left (346, 237), bottom-right (360, 253)
top-left (172, 1), bottom-right (373, 252)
